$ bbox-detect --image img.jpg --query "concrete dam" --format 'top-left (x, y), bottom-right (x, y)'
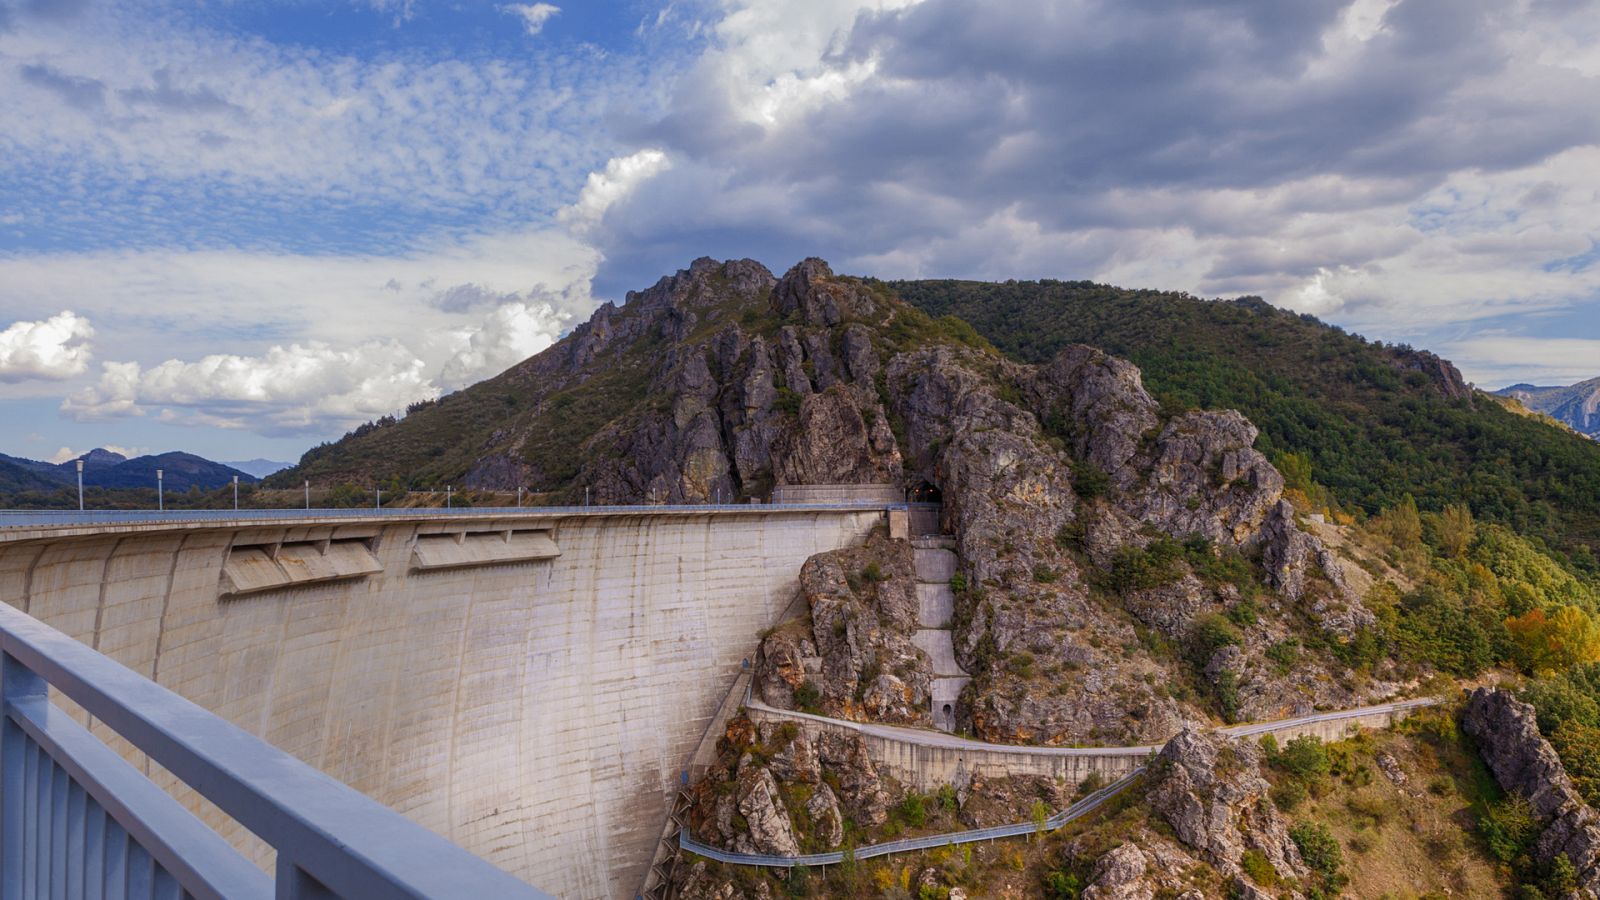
top-left (0, 505), bottom-right (887, 898)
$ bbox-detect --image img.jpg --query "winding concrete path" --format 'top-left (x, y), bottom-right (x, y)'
top-left (690, 695), bottom-right (1441, 869)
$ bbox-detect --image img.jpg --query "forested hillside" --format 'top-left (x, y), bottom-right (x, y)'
top-left (895, 279), bottom-right (1600, 570)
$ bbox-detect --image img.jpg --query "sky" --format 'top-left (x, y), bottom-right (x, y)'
top-left (2, 0), bottom-right (1598, 465)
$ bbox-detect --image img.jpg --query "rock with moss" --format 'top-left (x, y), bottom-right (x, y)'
top-left (1145, 728), bottom-right (1306, 883)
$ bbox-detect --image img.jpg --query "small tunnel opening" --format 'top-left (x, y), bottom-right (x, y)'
top-left (942, 703), bottom-right (953, 718)
top-left (908, 481), bottom-right (943, 504)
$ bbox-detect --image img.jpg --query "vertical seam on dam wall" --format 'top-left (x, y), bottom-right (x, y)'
top-left (91, 536), bottom-right (126, 653)
top-left (19, 543), bottom-right (43, 614)
top-left (148, 533), bottom-right (187, 692)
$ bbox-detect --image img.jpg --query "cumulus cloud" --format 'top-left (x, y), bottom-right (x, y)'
top-left (440, 299), bottom-right (571, 388)
top-left (63, 341), bottom-right (440, 435)
top-left (559, 148), bottom-right (671, 236)
top-left (500, 3), bottom-right (559, 36)
top-left (0, 311), bottom-right (94, 382)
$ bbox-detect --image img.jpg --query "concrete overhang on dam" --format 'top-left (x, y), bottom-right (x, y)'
top-left (0, 503), bottom-right (891, 898)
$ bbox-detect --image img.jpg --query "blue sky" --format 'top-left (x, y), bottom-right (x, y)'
top-left (3, 0), bottom-right (1599, 467)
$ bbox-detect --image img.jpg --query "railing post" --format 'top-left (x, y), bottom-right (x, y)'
top-left (1, 651), bottom-right (47, 900)
top-left (276, 857), bottom-right (337, 899)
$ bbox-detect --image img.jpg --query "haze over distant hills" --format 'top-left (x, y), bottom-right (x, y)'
top-left (223, 459), bottom-right (295, 479)
top-left (0, 449), bottom-right (258, 494)
top-left (1496, 377), bottom-right (1600, 439)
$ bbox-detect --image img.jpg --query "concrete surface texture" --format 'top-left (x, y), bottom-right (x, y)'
top-left (0, 507), bottom-right (883, 899)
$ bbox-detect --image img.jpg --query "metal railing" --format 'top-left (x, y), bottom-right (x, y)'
top-left (0, 601), bottom-right (550, 899)
top-left (0, 502), bottom-right (901, 530)
top-left (678, 768), bottom-right (1144, 868)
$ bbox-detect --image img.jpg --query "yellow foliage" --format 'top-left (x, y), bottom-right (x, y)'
top-left (1506, 605), bottom-right (1600, 674)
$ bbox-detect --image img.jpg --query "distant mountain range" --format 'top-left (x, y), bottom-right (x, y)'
top-left (1496, 377), bottom-right (1600, 438)
top-left (0, 449), bottom-right (261, 494)
top-left (223, 458), bottom-right (294, 479)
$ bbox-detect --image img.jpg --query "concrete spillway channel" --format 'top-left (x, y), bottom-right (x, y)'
top-left (909, 538), bottom-right (970, 732)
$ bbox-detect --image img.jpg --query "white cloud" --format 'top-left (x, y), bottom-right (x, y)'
top-left (559, 148), bottom-right (671, 236)
top-left (64, 341), bottom-right (440, 435)
top-left (500, 3), bottom-right (560, 36)
top-left (1439, 335), bottom-right (1600, 389)
top-left (441, 300), bottom-right (571, 388)
top-left (49, 445), bottom-right (150, 464)
top-left (0, 311), bottom-right (94, 382)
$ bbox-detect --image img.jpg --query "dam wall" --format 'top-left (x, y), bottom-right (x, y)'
top-left (0, 506), bottom-right (884, 898)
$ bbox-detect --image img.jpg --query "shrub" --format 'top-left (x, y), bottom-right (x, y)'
top-left (1277, 736), bottom-right (1332, 780)
top-left (1226, 597), bottom-right (1262, 628)
top-left (1187, 613), bottom-right (1241, 665)
top-left (1034, 565), bottom-right (1061, 584)
top-left (1290, 821), bottom-right (1344, 878)
top-left (1071, 462), bottom-right (1111, 501)
top-left (1271, 778), bottom-right (1308, 811)
top-left (861, 562), bottom-right (888, 583)
top-left (896, 793), bottom-right (928, 829)
top-left (1266, 639), bottom-right (1301, 672)
top-left (1240, 850), bottom-right (1278, 887)
top-left (794, 680), bottom-right (822, 713)
top-left (935, 783), bottom-right (958, 812)
top-left (1478, 796), bottom-right (1537, 865)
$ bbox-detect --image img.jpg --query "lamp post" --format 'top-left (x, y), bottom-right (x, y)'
top-left (516, 486), bottom-right (522, 508)
top-left (75, 459), bottom-right (84, 511)
top-left (376, 487), bottom-right (382, 510)
top-left (304, 480), bottom-right (310, 510)
top-left (232, 475), bottom-right (239, 511)
top-left (156, 469), bottom-right (164, 511)
top-left (446, 485), bottom-right (452, 509)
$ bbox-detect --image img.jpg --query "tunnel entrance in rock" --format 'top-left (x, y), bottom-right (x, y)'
top-left (907, 481), bottom-right (943, 504)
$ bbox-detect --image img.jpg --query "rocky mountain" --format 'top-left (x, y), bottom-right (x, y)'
top-left (896, 280), bottom-right (1600, 556)
top-left (1498, 377), bottom-right (1600, 439)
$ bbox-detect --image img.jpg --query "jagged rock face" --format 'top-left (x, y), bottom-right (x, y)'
top-left (1146, 729), bottom-right (1307, 883)
top-left (686, 718), bottom-right (893, 855)
top-left (676, 861), bottom-right (774, 900)
top-left (756, 533), bottom-right (932, 724)
top-left (486, 257), bottom-right (904, 503)
top-left (1072, 833), bottom-right (1210, 900)
top-left (1463, 687), bottom-right (1600, 894)
top-left (1030, 345), bottom-right (1160, 486)
top-left (1395, 347), bottom-right (1473, 401)
top-left (1129, 410), bottom-right (1284, 547)
top-left (771, 257), bottom-right (879, 326)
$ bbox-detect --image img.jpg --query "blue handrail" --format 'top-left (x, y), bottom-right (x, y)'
top-left (0, 601), bottom-right (551, 898)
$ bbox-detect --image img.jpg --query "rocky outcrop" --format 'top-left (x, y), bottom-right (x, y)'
top-left (1145, 728), bottom-right (1306, 883)
top-left (1071, 833), bottom-right (1210, 900)
top-left (1395, 347), bottom-right (1473, 402)
top-left (756, 533), bottom-right (932, 724)
top-left (1463, 687), bottom-right (1600, 894)
top-left (685, 717), bottom-right (893, 856)
top-left (771, 257), bottom-right (879, 327)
